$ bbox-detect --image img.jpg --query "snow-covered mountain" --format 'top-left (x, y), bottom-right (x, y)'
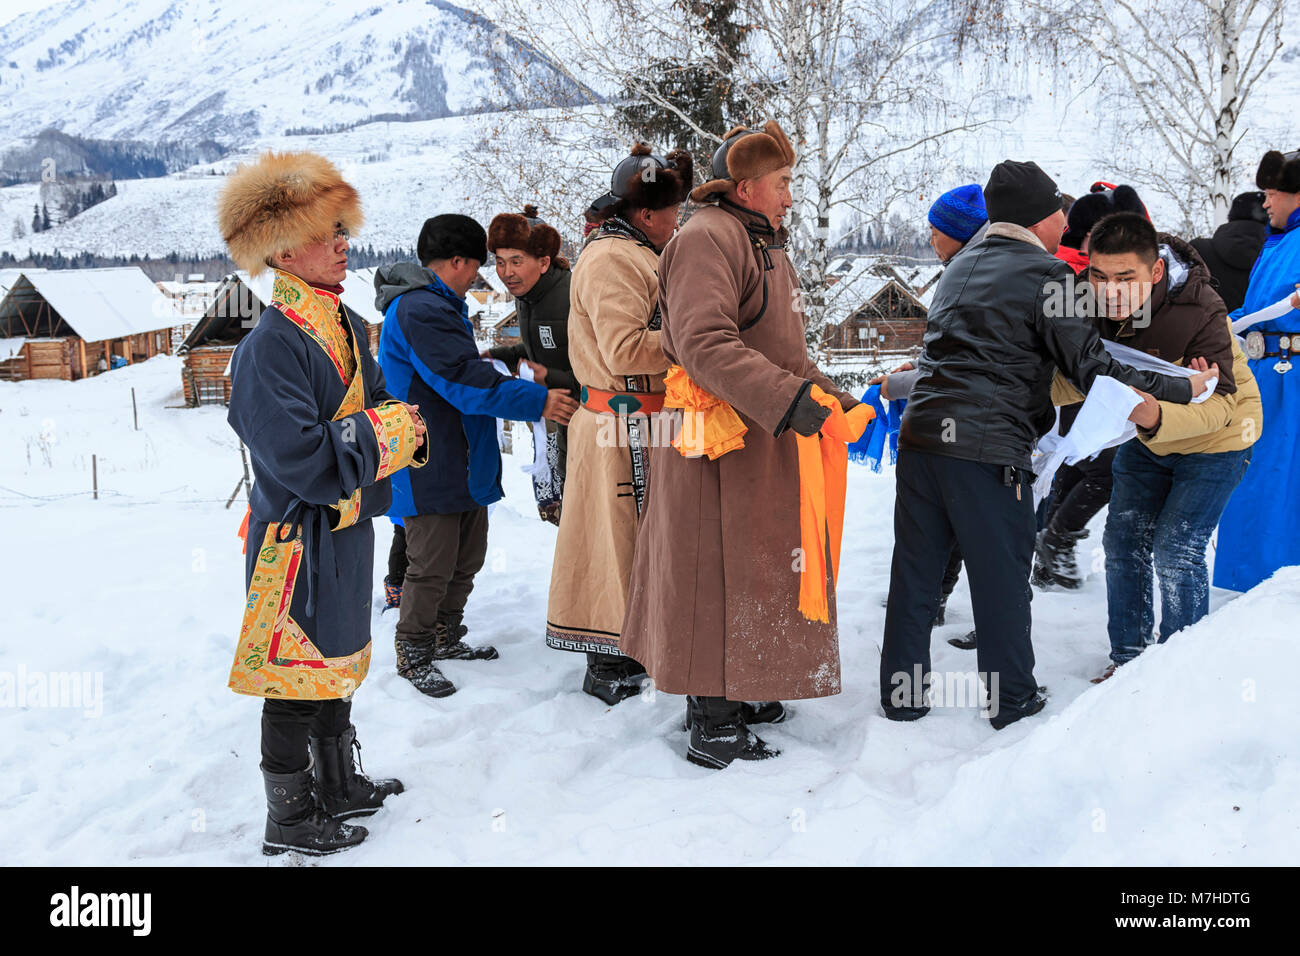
top-left (0, 0), bottom-right (588, 147)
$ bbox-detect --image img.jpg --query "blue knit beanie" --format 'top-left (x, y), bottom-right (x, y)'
top-left (927, 184), bottom-right (987, 243)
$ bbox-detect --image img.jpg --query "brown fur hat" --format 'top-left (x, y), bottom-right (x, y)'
top-left (690, 120), bottom-right (796, 204)
top-left (217, 151), bottom-right (363, 275)
top-left (487, 204), bottom-right (565, 268)
top-left (1256, 149), bottom-right (1300, 193)
top-left (591, 144), bottom-right (695, 222)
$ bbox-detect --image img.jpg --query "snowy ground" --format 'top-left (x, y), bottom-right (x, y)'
top-left (1, 357), bottom-right (1295, 865)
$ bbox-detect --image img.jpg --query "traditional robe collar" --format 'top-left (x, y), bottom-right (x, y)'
top-left (596, 215), bottom-right (656, 251)
top-left (717, 197), bottom-right (787, 249)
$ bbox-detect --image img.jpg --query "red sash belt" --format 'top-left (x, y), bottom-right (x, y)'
top-left (580, 386), bottom-right (665, 416)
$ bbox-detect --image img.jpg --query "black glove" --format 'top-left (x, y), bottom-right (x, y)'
top-left (786, 386), bottom-right (832, 437)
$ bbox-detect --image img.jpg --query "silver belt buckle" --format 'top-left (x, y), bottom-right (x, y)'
top-left (1278, 335), bottom-right (1293, 373)
top-left (1245, 331), bottom-right (1265, 360)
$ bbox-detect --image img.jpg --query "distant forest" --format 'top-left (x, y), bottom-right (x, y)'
top-left (0, 130), bottom-right (229, 184)
top-left (0, 245), bottom-right (419, 281)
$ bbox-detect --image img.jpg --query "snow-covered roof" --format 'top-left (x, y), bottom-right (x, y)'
top-left (479, 264), bottom-right (508, 296)
top-left (342, 268), bottom-right (383, 324)
top-left (0, 267), bottom-right (182, 341)
top-left (0, 335), bottom-right (27, 358)
top-left (823, 256), bottom-right (933, 327)
top-left (178, 271), bottom-right (274, 352)
top-left (0, 267), bottom-right (47, 293)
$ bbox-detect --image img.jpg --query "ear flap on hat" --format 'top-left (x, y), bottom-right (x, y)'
top-left (724, 120), bottom-right (796, 183)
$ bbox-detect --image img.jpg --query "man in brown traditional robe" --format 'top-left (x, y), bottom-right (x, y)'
top-left (622, 122), bottom-right (861, 769)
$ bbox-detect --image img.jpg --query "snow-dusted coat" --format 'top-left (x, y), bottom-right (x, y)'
top-left (621, 199), bottom-right (858, 701)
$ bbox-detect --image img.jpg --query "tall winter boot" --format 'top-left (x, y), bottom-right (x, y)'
top-left (261, 761), bottom-right (367, 857)
top-left (308, 725), bottom-right (404, 820)
top-left (686, 696), bottom-right (780, 769)
top-left (681, 699), bottom-right (788, 732)
top-left (1032, 527), bottom-right (1087, 590)
top-left (395, 635), bottom-right (457, 698)
top-left (583, 652), bottom-right (648, 705)
top-left (431, 620), bottom-right (498, 661)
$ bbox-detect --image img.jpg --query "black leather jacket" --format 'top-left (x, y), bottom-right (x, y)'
top-left (900, 224), bottom-right (1193, 469)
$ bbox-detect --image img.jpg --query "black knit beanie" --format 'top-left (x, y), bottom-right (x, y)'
top-left (984, 160), bottom-right (1062, 228)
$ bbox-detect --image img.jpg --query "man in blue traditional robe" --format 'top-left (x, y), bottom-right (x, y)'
top-left (219, 151), bottom-right (429, 856)
top-left (1214, 148), bottom-right (1300, 593)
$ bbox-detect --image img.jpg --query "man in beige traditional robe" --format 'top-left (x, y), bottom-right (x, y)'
top-left (546, 145), bottom-right (694, 704)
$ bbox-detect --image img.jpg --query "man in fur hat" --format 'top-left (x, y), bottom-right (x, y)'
top-left (219, 151), bottom-right (428, 856)
top-left (1215, 148), bottom-right (1300, 593)
top-left (484, 205), bottom-right (578, 524)
top-left (621, 122), bottom-right (870, 769)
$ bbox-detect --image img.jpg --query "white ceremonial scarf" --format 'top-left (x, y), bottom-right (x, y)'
top-left (1032, 340), bottom-right (1216, 502)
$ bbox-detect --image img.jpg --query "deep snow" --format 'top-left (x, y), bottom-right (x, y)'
top-left (0, 355), bottom-right (1295, 865)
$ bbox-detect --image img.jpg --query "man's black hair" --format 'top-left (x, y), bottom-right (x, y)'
top-left (1089, 212), bottom-right (1159, 266)
top-left (418, 214), bottom-right (488, 266)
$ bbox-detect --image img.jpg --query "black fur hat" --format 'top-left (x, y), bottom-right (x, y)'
top-left (591, 144), bottom-right (695, 221)
top-left (1256, 150), bottom-right (1300, 193)
top-left (1061, 183), bottom-right (1147, 250)
top-left (1228, 191), bottom-right (1268, 224)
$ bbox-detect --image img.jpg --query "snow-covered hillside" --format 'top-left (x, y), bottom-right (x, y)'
top-left (0, 0), bottom-right (586, 146)
top-left (0, 108), bottom-right (505, 258)
top-left (1, 356), bottom-right (1294, 865)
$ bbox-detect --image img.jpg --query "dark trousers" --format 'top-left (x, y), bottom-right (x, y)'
top-left (1104, 441), bottom-right (1250, 664)
top-left (387, 523), bottom-right (408, 585)
top-left (261, 697), bottom-right (351, 774)
top-left (395, 507), bottom-right (489, 643)
top-left (1046, 446), bottom-right (1116, 534)
top-left (882, 449), bottom-right (1038, 712)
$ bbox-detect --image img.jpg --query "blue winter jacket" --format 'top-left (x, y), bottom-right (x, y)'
top-left (375, 263), bottom-right (547, 516)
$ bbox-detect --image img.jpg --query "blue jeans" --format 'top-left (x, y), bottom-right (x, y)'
top-left (1104, 440), bottom-right (1251, 665)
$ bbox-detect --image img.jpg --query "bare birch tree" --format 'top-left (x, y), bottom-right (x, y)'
top-left (1015, 0), bottom-right (1285, 231)
top-left (470, 0), bottom-right (998, 370)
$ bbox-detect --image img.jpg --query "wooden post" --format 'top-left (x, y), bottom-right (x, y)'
top-left (92, 454), bottom-right (98, 500)
top-left (132, 388), bottom-right (138, 430)
top-left (225, 442), bottom-right (252, 509)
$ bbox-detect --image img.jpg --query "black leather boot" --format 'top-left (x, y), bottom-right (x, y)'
top-left (682, 699), bottom-right (788, 732)
top-left (308, 725), bottom-right (404, 819)
top-left (947, 629), bottom-right (977, 650)
top-left (686, 696), bottom-right (780, 769)
top-left (1032, 527), bottom-right (1087, 590)
top-left (583, 653), bottom-right (648, 705)
top-left (988, 690), bottom-right (1048, 730)
top-left (432, 621), bottom-right (498, 661)
top-left (395, 636), bottom-right (457, 698)
top-left (261, 761), bottom-right (367, 856)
